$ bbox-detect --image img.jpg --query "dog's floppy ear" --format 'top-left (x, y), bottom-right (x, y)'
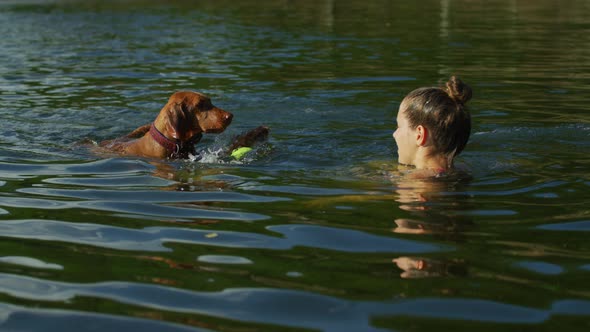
top-left (165, 102), bottom-right (191, 140)
top-left (164, 100), bottom-right (202, 141)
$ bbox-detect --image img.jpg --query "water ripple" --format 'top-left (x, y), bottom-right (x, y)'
top-left (537, 220), bottom-right (590, 231)
top-left (78, 200), bottom-right (269, 221)
top-left (0, 159), bottom-right (155, 178)
top-left (42, 175), bottom-right (175, 187)
top-left (0, 219), bottom-right (277, 252)
top-left (0, 256), bottom-right (63, 270)
top-left (0, 197), bottom-right (268, 221)
top-left (18, 187), bottom-right (288, 203)
top-left (515, 261), bottom-right (564, 275)
top-left (448, 180), bottom-right (568, 197)
top-left (0, 302), bottom-right (208, 332)
top-left (1, 273), bottom-right (589, 331)
top-left (197, 255), bottom-right (253, 265)
top-left (0, 219), bottom-right (441, 254)
top-left (268, 224), bottom-right (446, 253)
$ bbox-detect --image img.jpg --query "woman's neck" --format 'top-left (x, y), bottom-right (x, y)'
top-left (413, 150), bottom-right (452, 172)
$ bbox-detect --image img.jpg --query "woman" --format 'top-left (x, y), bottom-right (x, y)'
top-left (393, 76), bottom-right (472, 177)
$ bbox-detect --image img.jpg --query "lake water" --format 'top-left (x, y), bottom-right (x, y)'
top-left (1, 0), bottom-right (589, 331)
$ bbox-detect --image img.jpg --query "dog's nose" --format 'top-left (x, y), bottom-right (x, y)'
top-left (224, 112), bottom-right (233, 123)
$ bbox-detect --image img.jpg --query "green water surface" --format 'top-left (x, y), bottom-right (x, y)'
top-left (1, 0), bottom-right (589, 331)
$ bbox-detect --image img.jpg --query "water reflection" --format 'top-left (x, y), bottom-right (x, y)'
top-left (392, 256), bottom-right (467, 279)
top-left (391, 169), bottom-right (473, 278)
top-left (392, 170), bottom-right (473, 237)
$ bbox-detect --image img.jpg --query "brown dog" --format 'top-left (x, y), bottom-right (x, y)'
top-left (100, 91), bottom-right (233, 159)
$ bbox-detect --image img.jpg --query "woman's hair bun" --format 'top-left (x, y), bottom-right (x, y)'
top-left (445, 76), bottom-right (472, 105)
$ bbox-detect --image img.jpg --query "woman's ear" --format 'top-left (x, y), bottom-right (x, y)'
top-left (415, 125), bottom-right (428, 146)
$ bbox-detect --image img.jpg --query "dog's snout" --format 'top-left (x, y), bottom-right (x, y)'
top-left (197, 106), bottom-right (233, 133)
top-left (224, 112), bottom-right (233, 124)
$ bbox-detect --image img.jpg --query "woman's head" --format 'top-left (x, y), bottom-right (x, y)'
top-left (393, 76), bottom-right (472, 169)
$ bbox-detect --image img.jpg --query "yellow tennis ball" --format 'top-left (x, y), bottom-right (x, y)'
top-left (231, 147), bottom-right (253, 160)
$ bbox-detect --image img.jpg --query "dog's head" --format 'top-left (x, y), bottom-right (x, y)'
top-left (156, 91), bottom-right (233, 142)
